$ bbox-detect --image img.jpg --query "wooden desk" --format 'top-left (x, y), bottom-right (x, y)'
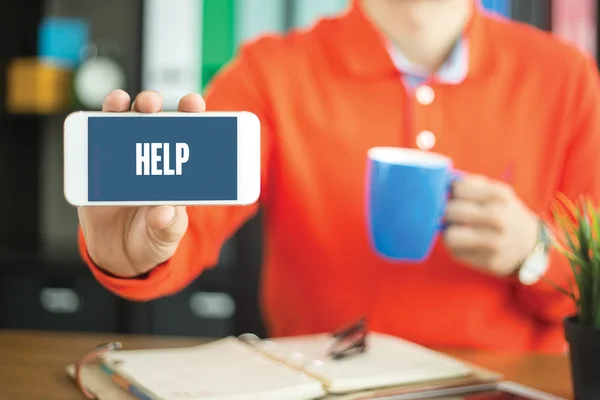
top-left (0, 329), bottom-right (573, 399)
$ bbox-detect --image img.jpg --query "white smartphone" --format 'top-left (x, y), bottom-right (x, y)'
top-left (63, 111), bottom-right (261, 206)
top-left (380, 381), bottom-right (567, 400)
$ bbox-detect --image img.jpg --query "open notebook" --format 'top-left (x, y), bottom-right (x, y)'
top-left (66, 332), bottom-right (502, 400)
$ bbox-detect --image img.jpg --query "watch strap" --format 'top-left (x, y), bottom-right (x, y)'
top-left (517, 219), bottom-right (551, 285)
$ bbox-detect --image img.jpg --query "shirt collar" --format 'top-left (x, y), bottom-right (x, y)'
top-left (332, 0), bottom-right (494, 80)
top-left (387, 37), bottom-right (469, 85)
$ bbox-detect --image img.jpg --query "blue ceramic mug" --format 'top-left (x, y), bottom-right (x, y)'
top-left (365, 147), bottom-right (460, 262)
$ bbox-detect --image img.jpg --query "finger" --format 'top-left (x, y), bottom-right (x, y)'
top-left (145, 206), bottom-right (176, 230)
top-left (178, 93), bottom-right (206, 112)
top-left (102, 90), bottom-right (131, 112)
top-left (452, 252), bottom-right (497, 275)
top-left (443, 225), bottom-right (500, 253)
top-left (131, 91), bottom-right (163, 113)
top-left (452, 175), bottom-right (512, 203)
top-left (452, 249), bottom-right (513, 277)
top-left (452, 251), bottom-right (489, 265)
top-left (145, 206), bottom-right (188, 244)
top-left (445, 200), bottom-right (504, 230)
top-left (450, 248), bottom-right (494, 263)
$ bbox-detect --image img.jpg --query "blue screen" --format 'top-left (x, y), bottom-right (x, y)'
top-left (88, 116), bottom-right (238, 202)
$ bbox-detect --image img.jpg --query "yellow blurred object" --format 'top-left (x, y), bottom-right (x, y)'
top-left (6, 57), bottom-right (72, 114)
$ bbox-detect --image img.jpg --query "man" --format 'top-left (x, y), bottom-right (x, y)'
top-left (77, 0), bottom-right (600, 353)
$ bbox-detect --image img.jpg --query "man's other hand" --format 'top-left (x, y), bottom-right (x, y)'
top-left (443, 174), bottom-right (539, 277)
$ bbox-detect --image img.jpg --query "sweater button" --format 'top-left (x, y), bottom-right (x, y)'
top-left (416, 85), bottom-right (435, 105)
top-left (416, 130), bottom-right (436, 150)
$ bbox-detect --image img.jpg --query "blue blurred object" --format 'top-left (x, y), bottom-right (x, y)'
top-left (38, 17), bottom-right (90, 68)
top-left (481, 0), bottom-right (511, 17)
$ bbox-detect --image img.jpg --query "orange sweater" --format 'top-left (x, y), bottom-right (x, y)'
top-left (80, 1), bottom-right (600, 353)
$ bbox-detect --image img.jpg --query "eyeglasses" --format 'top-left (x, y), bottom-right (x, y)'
top-left (328, 318), bottom-right (368, 360)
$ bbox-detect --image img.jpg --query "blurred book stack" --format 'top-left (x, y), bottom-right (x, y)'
top-left (552, 0), bottom-right (597, 58)
top-left (142, 0), bottom-right (202, 111)
top-left (6, 17), bottom-right (88, 114)
top-left (511, 0), bottom-right (551, 30)
top-left (481, 0), bottom-right (511, 17)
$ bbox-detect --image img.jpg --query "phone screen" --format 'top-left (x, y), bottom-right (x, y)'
top-left (424, 390), bottom-right (544, 400)
top-left (88, 115), bottom-right (238, 202)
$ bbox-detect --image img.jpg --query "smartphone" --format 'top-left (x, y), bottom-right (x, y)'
top-left (63, 111), bottom-right (261, 206)
top-left (381, 381), bottom-right (567, 400)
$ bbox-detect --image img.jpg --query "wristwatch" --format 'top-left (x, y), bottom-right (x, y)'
top-left (73, 40), bottom-right (126, 110)
top-left (517, 219), bottom-right (552, 285)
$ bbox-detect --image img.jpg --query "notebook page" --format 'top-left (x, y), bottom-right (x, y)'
top-left (102, 337), bottom-right (326, 400)
top-left (269, 332), bottom-right (472, 394)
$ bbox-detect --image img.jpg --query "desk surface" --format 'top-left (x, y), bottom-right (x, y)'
top-left (0, 329), bottom-right (573, 400)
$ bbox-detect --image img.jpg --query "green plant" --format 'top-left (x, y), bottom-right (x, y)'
top-left (551, 194), bottom-right (600, 329)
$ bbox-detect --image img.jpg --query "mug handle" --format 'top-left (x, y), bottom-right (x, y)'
top-left (439, 169), bottom-right (465, 231)
top-left (448, 169), bottom-right (465, 194)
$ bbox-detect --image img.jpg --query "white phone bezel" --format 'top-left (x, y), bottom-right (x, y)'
top-left (63, 111), bottom-right (261, 207)
top-left (375, 380), bottom-right (567, 400)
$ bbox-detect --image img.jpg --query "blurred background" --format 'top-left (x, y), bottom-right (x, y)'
top-left (0, 0), bottom-right (596, 339)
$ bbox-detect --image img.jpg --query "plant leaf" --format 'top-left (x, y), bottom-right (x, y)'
top-left (550, 195), bottom-right (600, 327)
top-left (556, 192), bottom-right (579, 221)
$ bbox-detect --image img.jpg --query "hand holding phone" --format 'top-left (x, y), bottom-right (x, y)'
top-left (73, 91), bottom-right (218, 277)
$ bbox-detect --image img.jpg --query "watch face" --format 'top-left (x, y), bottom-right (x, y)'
top-left (74, 57), bottom-right (125, 109)
top-left (519, 250), bottom-right (550, 286)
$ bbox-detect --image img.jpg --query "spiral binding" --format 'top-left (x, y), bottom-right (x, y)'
top-left (238, 318), bottom-right (368, 378)
top-left (75, 341), bottom-right (123, 399)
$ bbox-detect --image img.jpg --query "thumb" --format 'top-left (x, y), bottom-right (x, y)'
top-left (145, 206), bottom-right (188, 244)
